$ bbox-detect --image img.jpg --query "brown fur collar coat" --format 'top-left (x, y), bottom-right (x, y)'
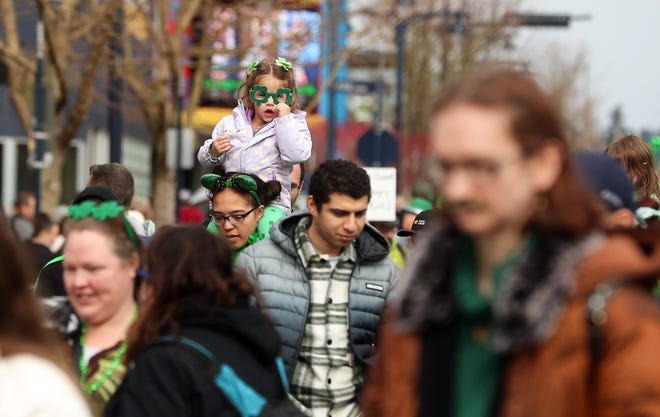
top-left (363, 225), bottom-right (660, 417)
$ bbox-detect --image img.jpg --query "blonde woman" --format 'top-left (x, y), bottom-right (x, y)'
top-left (54, 199), bottom-right (143, 416)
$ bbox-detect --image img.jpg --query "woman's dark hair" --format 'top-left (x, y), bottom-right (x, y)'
top-left (125, 225), bottom-right (255, 363)
top-left (605, 133), bottom-right (660, 200)
top-left (208, 166), bottom-right (281, 208)
top-left (0, 210), bottom-right (64, 361)
top-left (432, 65), bottom-right (604, 237)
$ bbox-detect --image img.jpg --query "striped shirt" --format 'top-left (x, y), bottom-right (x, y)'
top-left (291, 217), bottom-right (363, 417)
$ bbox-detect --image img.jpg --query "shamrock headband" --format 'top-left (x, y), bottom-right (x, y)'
top-left (200, 173), bottom-right (262, 206)
top-left (67, 200), bottom-right (139, 251)
top-left (246, 57), bottom-right (293, 75)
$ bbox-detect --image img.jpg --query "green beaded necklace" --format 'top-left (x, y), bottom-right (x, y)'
top-left (78, 306), bottom-right (137, 395)
top-left (78, 324), bottom-right (128, 395)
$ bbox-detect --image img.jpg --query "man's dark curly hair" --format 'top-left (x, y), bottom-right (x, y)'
top-left (308, 160), bottom-right (371, 209)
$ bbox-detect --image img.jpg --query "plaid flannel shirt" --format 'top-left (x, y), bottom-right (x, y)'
top-left (290, 217), bottom-right (363, 417)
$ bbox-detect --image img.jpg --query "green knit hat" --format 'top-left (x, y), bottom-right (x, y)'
top-left (401, 197), bottom-right (433, 215)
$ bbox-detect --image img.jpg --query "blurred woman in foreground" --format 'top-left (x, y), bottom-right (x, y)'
top-left (0, 210), bottom-right (92, 416)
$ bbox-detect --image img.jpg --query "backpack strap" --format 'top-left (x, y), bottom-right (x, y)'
top-left (154, 335), bottom-right (292, 417)
top-left (158, 335), bottom-right (215, 360)
top-left (273, 357), bottom-right (289, 393)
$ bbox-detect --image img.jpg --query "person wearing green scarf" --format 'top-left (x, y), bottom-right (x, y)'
top-left (201, 169), bottom-right (281, 261)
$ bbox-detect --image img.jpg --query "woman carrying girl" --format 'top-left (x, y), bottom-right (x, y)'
top-left (197, 57), bottom-right (312, 238)
top-left (201, 168), bottom-right (280, 261)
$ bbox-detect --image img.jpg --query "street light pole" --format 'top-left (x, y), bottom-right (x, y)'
top-left (394, 9), bottom-right (462, 132)
top-left (394, 22), bottom-right (406, 134)
top-left (326, 0), bottom-right (339, 161)
top-left (175, 68), bottom-right (184, 222)
top-left (32, 18), bottom-right (47, 214)
top-left (108, 2), bottom-right (123, 163)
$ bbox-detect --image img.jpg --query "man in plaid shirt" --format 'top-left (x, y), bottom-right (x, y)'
top-left (236, 160), bottom-right (398, 417)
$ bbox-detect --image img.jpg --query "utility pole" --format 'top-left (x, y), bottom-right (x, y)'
top-left (322, 0), bottom-right (348, 161)
top-left (108, 3), bottom-right (123, 163)
top-left (327, 0), bottom-right (338, 161)
top-left (175, 68), bottom-right (184, 222)
top-left (394, 9), bottom-right (468, 132)
top-left (31, 18), bottom-right (47, 214)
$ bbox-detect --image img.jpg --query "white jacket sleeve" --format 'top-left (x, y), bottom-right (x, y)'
top-left (196, 117), bottom-right (229, 169)
top-left (273, 111), bottom-right (312, 166)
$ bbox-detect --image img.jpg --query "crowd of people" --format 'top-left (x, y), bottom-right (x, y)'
top-left (5, 59), bottom-right (660, 417)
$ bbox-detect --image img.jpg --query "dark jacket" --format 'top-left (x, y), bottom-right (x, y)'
top-left (104, 297), bottom-right (287, 417)
top-left (362, 225), bottom-right (660, 417)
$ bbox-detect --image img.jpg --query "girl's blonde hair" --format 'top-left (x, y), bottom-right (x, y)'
top-left (605, 134), bottom-right (660, 199)
top-left (238, 57), bottom-right (299, 111)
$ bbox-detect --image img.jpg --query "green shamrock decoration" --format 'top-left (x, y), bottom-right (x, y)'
top-left (247, 59), bottom-right (262, 75)
top-left (67, 200), bottom-right (126, 221)
top-left (274, 57), bottom-right (293, 71)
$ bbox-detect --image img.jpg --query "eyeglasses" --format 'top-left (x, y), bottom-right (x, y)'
top-left (435, 156), bottom-right (522, 184)
top-left (201, 173), bottom-right (262, 206)
top-left (211, 206), bottom-right (259, 226)
top-left (249, 85), bottom-right (293, 105)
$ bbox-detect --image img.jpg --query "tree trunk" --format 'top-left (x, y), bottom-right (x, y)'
top-left (151, 129), bottom-right (175, 226)
top-left (41, 140), bottom-right (67, 212)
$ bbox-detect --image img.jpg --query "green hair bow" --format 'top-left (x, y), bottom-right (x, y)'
top-left (67, 200), bottom-right (139, 251)
top-left (247, 59), bottom-right (262, 75)
top-left (274, 57), bottom-right (293, 71)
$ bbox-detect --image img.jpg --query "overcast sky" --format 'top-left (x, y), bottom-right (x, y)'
top-left (523, 0), bottom-right (660, 133)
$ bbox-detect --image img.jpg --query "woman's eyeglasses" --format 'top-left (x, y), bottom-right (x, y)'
top-left (211, 206), bottom-right (258, 226)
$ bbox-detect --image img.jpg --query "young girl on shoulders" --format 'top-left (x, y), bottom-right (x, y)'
top-left (197, 57), bottom-right (312, 238)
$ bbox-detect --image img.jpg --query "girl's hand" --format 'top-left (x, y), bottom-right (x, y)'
top-left (275, 102), bottom-right (291, 117)
top-left (210, 135), bottom-right (232, 158)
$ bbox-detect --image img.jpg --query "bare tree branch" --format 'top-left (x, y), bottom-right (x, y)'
top-left (0, 0), bottom-right (34, 135)
top-left (55, 0), bottom-right (119, 147)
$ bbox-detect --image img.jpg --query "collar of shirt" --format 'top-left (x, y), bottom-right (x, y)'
top-left (294, 217), bottom-right (356, 268)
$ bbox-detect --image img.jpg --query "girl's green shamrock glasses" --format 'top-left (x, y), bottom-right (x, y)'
top-left (249, 85), bottom-right (293, 106)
